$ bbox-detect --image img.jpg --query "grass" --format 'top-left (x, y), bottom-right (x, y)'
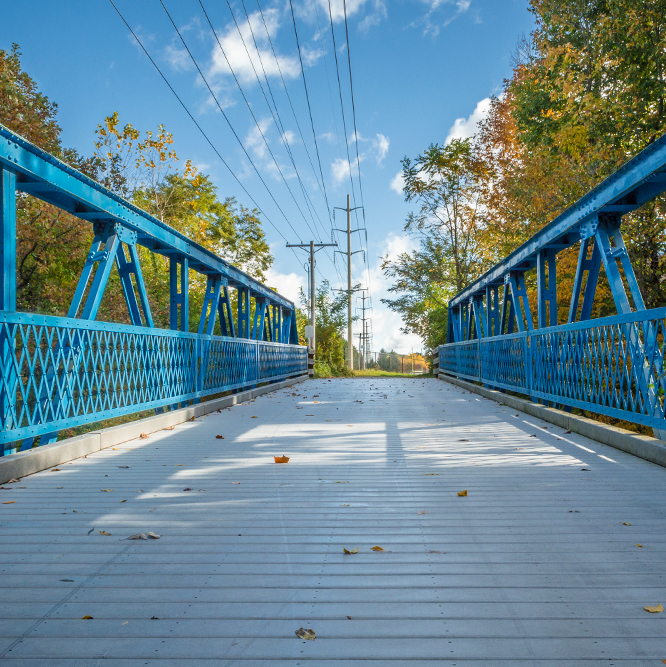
top-left (352, 370), bottom-right (433, 378)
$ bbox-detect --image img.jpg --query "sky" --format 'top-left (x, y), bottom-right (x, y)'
top-left (0, 0), bottom-right (535, 353)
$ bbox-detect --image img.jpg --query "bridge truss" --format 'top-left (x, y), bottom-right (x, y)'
top-left (0, 125), bottom-right (306, 453)
top-left (440, 132), bottom-right (666, 436)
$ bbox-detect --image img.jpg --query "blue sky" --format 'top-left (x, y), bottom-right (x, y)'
top-left (1, 0), bottom-right (534, 353)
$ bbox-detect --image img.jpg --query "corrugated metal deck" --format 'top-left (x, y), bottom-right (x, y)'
top-left (0, 377), bottom-right (665, 665)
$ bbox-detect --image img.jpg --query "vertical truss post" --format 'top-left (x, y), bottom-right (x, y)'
top-left (461, 303), bottom-right (470, 341)
top-left (486, 285), bottom-right (499, 337)
top-left (282, 308), bottom-right (293, 343)
top-left (472, 295), bottom-right (486, 339)
top-left (507, 271), bottom-right (533, 333)
top-left (237, 286), bottom-right (251, 338)
top-left (218, 284), bottom-right (235, 337)
top-left (0, 167), bottom-right (16, 455)
top-left (253, 298), bottom-right (267, 341)
top-left (568, 234), bottom-right (602, 323)
top-left (198, 278), bottom-right (222, 335)
top-left (537, 248), bottom-right (557, 328)
top-left (169, 256), bottom-right (189, 332)
top-left (116, 243), bottom-right (153, 327)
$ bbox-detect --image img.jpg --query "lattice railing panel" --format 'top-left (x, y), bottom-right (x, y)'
top-left (0, 313), bottom-right (306, 447)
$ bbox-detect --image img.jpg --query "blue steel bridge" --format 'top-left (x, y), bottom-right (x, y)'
top-left (0, 125), bottom-right (666, 664)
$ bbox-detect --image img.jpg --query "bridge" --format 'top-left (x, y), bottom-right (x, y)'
top-left (0, 125), bottom-right (666, 662)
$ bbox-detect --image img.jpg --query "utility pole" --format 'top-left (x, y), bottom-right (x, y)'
top-left (357, 290), bottom-right (370, 371)
top-left (333, 195), bottom-right (364, 370)
top-left (286, 240), bottom-right (337, 350)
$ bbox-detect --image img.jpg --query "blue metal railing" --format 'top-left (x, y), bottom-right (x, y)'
top-left (439, 307), bottom-right (666, 430)
top-left (0, 312), bottom-right (307, 449)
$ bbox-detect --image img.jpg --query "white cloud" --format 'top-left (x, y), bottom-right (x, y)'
top-left (331, 156), bottom-right (361, 185)
top-left (264, 267), bottom-right (306, 305)
top-left (390, 171), bottom-right (405, 195)
top-left (245, 117), bottom-right (274, 159)
top-left (208, 8), bottom-right (300, 86)
top-left (417, 0), bottom-right (472, 37)
top-left (164, 42), bottom-right (193, 72)
top-left (445, 97), bottom-right (491, 144)
top-left (373, 134), bottom-right (389, 164)
top-left (281, 130), bottom-right (296, 145)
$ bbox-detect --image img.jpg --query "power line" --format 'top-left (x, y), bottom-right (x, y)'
top-left (158, 0), bottom-right (307, 244)
top-left (108, 0), bottom-right (295, 249)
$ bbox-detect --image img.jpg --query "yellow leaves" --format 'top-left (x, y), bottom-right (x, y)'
top-left (370, 546), bottom-right (384, 551)
top-left (101, 489), bottom-right (113, 493)
top-left (423, 473), bottom-right (439, 476)
top-left (457, 490), bottom-right (468, 497)
top-left (295, 627), bottom-right (316, 640)
top-left (343, 547), bottom-right (359, 554)
top-left (2, 501), bottom-right (15, 504)
top-left (636, 544), bottom-right (643, 548)
top-left (274, 456), bottom-right (290, 463)
top-left (139, 433), bottom-right (149, 439)
top-left (251, 416), bottom-right (258, 418)
top-left (621, 522), bottom-right (631, 526)
top-left (81, 615), bottom-right (94, 620)
top-left (164, 426), bottom-right (175, 431)
top-left (98, 531), bottom-right (111, 536)
top-left (340, 503), bottom-right (350, 507)
top-left (644, 603), bottom-right (664, 613)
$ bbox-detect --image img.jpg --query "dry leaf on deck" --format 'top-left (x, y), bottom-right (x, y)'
top-left (622, 522), bottom-right (632, 526)
top-left (164, 426), bottom-right (175, 430)
top-left (216, 435), bottom-right (225, 439)
top-left (370, 546), bottom-right (384, 551)
top-left (139, 433), bottom-right (149, 439)
top-left (251, 416), bottom-right (258, 419)
top-left (645, 603), bottom-right (664, 613)
top-left (295, 627), bottom-right (316, 640)
top-left (7, 479), bottom-right (19, 483)
top-left (429, 550), bottom-right (442, 554)
top-left (101, 489), bottom-right (113, 492)
top-left (98, 530), bottom-right (111, 536)
top-left (457, 490), bottom-right (468, 497)
top-left (637, 544), bottom-right (643, 548)
top-left (423, 473), bottom-right (439, 476)
top-left (81, 615), bottom-right (93, 620)
top-left (232, 481), bottom-right (241, 485)
top-left (274, 455), bottom-right (290, 463)
top-left (343, 547), bottom-right (359, 554)
top-left (51, 469), bottom-right (61, 472)
top-left (128, 533), bottom-right (148, 540)
top-left (2, 501), bottom-right (15, 505)
top-left (417, 511), bottom-right (428, 515)
top-left (340, 503), bottom-right (350, 506)
top-left (148, 532), bottom-right (161, 539)
top-left (118, 465), bottom-right (130, 469)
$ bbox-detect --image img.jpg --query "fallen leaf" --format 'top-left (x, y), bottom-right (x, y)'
top-left (274, 455), bottom-right (290, 463)
top-left (645, 603), bottom-right (664, 613)
top-left (564, 430), bottom-right (572, 434)
top-left (346, 615), bottom-right (352, 620)
top-left (423, 473), bottom-right (439, 476)
top-left (2, 501), bottom-right (15, 504)
top-left (429, 550), bottom-right (442, 554)
top-left (417, 511), bottom-right (428, 515)
top-left (216, 435), bottom-right (225, 439)
top-left (7, 479), bottom-right (19, 483)
top-left (340, 503), bottom-right (350, 506)
top-left (251, 416), bottom-right (258, 418)
top-left (164, 426), bottom-right (175, 430)
top-left (151, 616), bottom-right (159, 619)
top-left (98, 530), bottom-right (111, 536)
top-left (370, 546), bottom-right (384, 551)
top-left (101, 489), bottom-right (113, 492)
top-left (637, 544), bottom-right (643, 548)
top-left (336, 480), bottom-right (349, 483)
top-left (232, 481), bottom-right (241, 485)
top-left (622, 522), bottom-right (632, 526)
top-left (148, 532), bottom-right (161, 539)
top-left (81, 615), bottom-right (93, 620)
top-left (87, 528), bottom-right (95, 535)
top-left (529, 434), bottom-right (537, 437)
top-left (128, 533), bottom-right (148, 540)
top-left (121, 621), bottom-right (128, 625)
top-left (118, 465), bottom-right (130, 469)
top-left (120, 500), bottom-right (127, 503)
top-left (295, 627), bottom-right (316, 640)
top-left (458, 439), bottom-right (469, 442)
top-left (457, 490), bottom-right (468, 497)
top-left (140, 433), bottom-right (149, 439)
top-left (581, 468), bottom-right (590, 471)
top-left (60, 579), bottom-right (74, 582)
top-left (174, 464), bottom-right (183, 467)
top-left (343, 547), bottom-right (360, 554)
top-left (51, 468), bottom-right (61, 472)
top-left (183, 488), bottom-right (193, 492)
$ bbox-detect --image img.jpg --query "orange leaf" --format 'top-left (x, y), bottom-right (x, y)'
top-left (2, 501), bottom-right (15, 504)
top-left (457, 490), bottom-right (467, 497)
top-left (370, 546), bottom-right (384, 551)
top-left (274, 455), bottom-right (290, 463)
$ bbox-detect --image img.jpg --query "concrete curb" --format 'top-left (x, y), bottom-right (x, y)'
top-left (0, 375), bottom-right (308, 484)
top-left (439, 372), bottom-right (666, 469)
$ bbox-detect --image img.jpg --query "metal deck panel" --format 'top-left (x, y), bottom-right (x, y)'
top-left (0, 378), bottom-right (665, 663)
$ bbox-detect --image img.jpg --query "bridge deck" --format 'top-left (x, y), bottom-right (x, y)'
top-left (0, 378), bottom-right (665, 665)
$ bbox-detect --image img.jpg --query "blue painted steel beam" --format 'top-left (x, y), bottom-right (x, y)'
top-left (0, 124), bottom-right (295, 312)
top-left (450, 131), bottom-right (666, 308)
